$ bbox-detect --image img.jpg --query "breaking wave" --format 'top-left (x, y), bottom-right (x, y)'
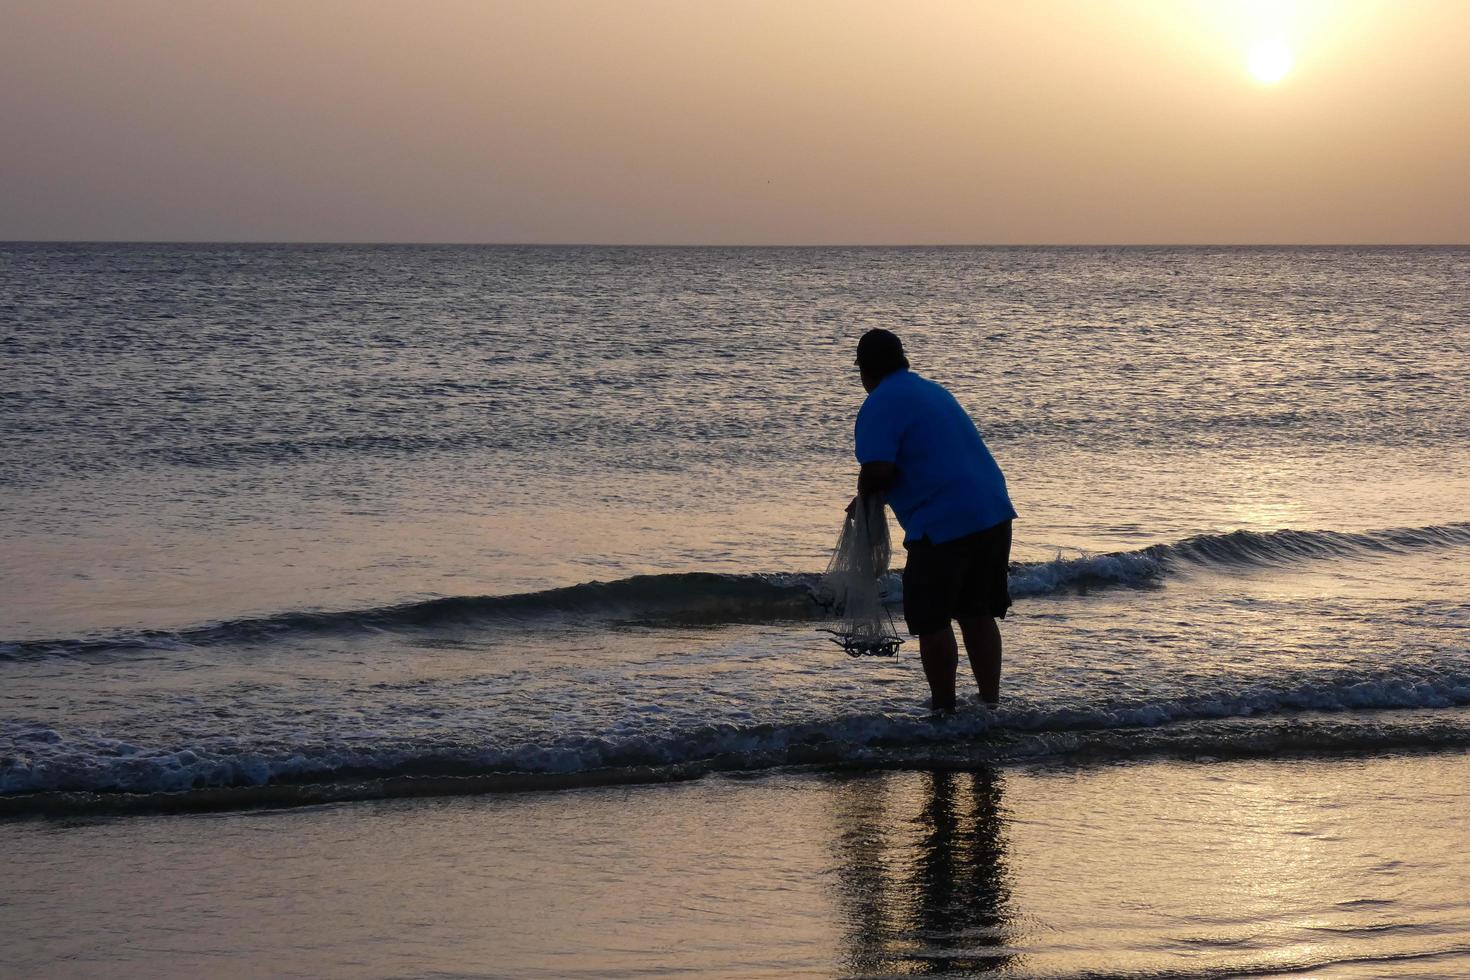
top-left (4, 667), bottom-right (1470, 817)
top-left (1009, 520), bottom-right (1470, 595)
top-left (5, 522), bottom-right (1469, 661)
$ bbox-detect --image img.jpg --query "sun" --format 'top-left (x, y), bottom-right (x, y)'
top-left (1247, 37), bottom-right (1292, 84)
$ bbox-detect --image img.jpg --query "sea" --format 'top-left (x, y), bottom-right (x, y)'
top-left (2, 243), bottom-right (1468, 978)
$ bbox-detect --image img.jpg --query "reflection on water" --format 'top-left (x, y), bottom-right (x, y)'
top-left (6, 758), bottom-right (1470, 977)
top-left (833, 768), bottom-right (1015, 975)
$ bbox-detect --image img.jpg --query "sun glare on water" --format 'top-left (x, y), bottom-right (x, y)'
top-left (1247, 37), bottom-right (1292, 84)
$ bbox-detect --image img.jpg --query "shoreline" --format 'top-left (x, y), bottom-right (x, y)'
top-left (5, 734), bottom-right (1467, 823)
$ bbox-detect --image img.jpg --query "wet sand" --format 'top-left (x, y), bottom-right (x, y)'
top-left (6, 750), bottom-right (1469, 979)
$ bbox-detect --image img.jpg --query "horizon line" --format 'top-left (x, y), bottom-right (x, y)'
top-left (3, 239), bottom-right (1468, 249)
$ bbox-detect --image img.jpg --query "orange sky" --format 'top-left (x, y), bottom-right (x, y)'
top-left (2, 0), bottom-right (1467, 244)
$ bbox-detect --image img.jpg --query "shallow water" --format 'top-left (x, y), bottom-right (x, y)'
top-left (6, 753), bottom-right (1469, 978)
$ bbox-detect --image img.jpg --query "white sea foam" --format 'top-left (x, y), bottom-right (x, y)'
top-left (5, 666), bottom-right (1470, 803)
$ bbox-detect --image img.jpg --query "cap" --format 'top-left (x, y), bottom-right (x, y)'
top-left (854, 328), bottom-right (907, 370)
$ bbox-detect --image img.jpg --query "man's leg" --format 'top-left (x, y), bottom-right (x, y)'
top-left (957, 615), bottom-right (1001, 707)
top-left (919, 625), bottom-right (959, 713)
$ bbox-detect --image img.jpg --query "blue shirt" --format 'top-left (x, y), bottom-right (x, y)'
top-left (855, 369), bottom-right (1016, 544)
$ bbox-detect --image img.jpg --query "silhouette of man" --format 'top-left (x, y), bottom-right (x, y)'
top-left (852, 329), bottom-right (1016, 712)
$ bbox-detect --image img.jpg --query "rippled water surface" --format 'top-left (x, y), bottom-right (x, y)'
top-left (4, 244), bottom-right (1469, 802)
top-left (4, 245), bottom-right (1470, 800)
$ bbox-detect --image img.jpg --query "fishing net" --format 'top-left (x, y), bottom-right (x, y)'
top-left (814, 495), bottom-right (905, 657)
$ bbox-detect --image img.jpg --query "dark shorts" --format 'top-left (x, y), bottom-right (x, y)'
top-left (901, 520), bottom-right (1013, 635)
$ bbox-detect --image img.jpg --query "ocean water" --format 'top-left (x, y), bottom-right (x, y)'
top-left (2, 244), bottom-right (1469, 973)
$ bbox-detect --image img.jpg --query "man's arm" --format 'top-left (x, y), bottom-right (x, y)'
top-left (857, 460), bottom-right (897, 499)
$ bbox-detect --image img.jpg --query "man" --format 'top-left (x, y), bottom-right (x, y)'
top-left (852, 329), bottom-right (1016, 713)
